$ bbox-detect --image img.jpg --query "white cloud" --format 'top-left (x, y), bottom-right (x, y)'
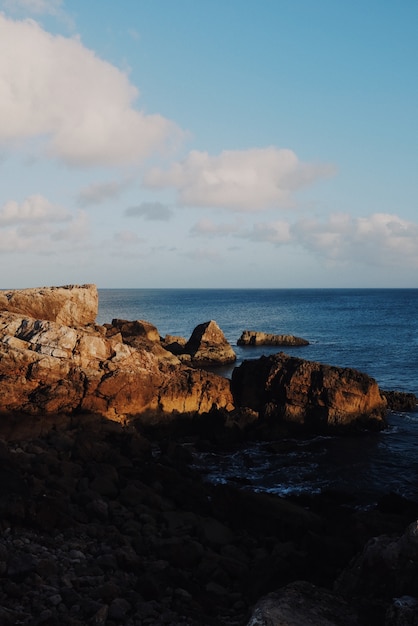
top-left (125, 201), bottom-right (173, 221)
top-left (0, 194), bottom-right (70, 224)
top-left (0, 15), bottom-right (183, 166)
top-left (190, 218), bottom-right (242, 237)
top-left (0, 195), bottom-right (90, 253)
top-left (144, 147), bottom-right (335, 212)
top-left (293, 212), bottom-right (418, 266)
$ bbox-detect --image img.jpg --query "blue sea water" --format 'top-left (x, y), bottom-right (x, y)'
top-left (97, 288), bottom-right (418, 504)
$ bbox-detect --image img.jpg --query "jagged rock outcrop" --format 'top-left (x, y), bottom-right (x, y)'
top-left (184, 320), bottom-right (236, 366)
top-left (231, 352), bottom-right (387, 433)
top-left (0, 284), bottom-right (98, 326)
top-left (238, 330), bottom-right (309, 347)
top-left (0, 311), bottom-right (234, 437)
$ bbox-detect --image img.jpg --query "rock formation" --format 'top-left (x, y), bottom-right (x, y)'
top-left (184, 320), bottom-right (237, 366)
top-left (231, 352), bottom-right (387, 433)
top-left (0, 310), bottom-right (233, 437)
top-left (238, 330), bottom-right (309, 347)
top-left (0, 284), bottom-right (98, 326)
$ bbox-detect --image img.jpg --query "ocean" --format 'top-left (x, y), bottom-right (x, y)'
top-left (97, 288), bottom-right (418, 505)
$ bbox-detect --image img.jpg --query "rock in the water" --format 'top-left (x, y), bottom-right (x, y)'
top-left (0, 284), bottom-right (98, 326)
top-left (238, 330), bottom-right (309, 347)
top-left (382, 390), bottom-right (417, 412)
top-left (231, 352), bottom-right (387, 433)
top-left (185, 320), bottom-right (236, 366)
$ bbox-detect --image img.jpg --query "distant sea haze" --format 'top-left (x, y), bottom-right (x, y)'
top-left (98, 288), bottom-right (418, 504)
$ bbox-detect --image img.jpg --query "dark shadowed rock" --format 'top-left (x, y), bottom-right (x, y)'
top-left (238, 330), bottom-right (309, 347)
top-left (382, 390), bottom-right (417, 412)
top-left (246, 581), bottom-right (360, 626)
top-left (231, 352), bottom-right (387, 434)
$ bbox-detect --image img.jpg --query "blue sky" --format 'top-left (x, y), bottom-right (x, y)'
top-left (0, 0), bottom-right (417, 288)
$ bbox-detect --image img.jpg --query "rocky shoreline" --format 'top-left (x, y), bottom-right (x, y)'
top-left (1, 417), bottom-right (418, 626)
top-left (1, 284), bottom-right (418, 625)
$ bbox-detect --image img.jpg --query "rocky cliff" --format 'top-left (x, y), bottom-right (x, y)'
top-left (0, 284), bottom-right (98, 326)
top-left (0, 308), bottom-right (233, 437)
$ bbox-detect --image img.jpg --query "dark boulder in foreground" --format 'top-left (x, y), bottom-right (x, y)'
top-left (238, 330), bottom-right (309, 347)
top-left (231, 352), bottom-right (387, 434)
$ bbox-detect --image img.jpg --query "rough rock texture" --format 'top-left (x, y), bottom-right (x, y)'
top-left (0, 311), bottom-right (234, 436)
top-left (336, 519), bottom-right (418, 607)
top-left (104, 318), bottom-right (180, 364)
top-left (246, 581), bottom-right (360, 626)
top-left (1, 420), bottom-right (417, 626)
top-left (238, 331), bottom-right (309, 347)
top-left (0, 284), bottom-right (98, 326)
top-left (184, 320), bottom-right (236, 366)
top-left (231, 352), bottom-right (387, 433)
top-left (161, 334), bottom-right (188, 356)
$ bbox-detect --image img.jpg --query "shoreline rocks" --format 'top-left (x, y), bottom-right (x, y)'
top-left (238, 330), bottom-right (309, 347)
top-left (0, 420), bottom-right (417, 625)
top-left (231, 352), bottom-right (388, 434)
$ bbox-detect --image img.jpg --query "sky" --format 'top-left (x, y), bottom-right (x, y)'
top-left (0, 0), bottom-right (417, 289)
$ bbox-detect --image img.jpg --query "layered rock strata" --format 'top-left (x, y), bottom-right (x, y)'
top-left (0, 311), bottom-right (233, 435)
top-left (0, 284), bottom-right (98, 326)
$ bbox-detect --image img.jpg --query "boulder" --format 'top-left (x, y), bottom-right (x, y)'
top-left (0, 284), bottom-right (98, 326)
top-left (231, 352), bottom-right (387, 433)
top-left (184, 320), bottom-right (236, 366)
top-left (381, 390), bottom-right (417, 412)
top-left (246, 581), bottom-right (360, 626)
top-left (335, 519), bottom-right (418, 603)
top-left (0, 311), bottom-right (234, 438)
top-left (238, 330), bottom-right (309, 347)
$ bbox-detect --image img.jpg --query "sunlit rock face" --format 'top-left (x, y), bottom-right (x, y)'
top-left (0, 284), bottom-right (98, 326)
top-left (184, 320), bottom-right (237, 366)
top-left (0, 307), bottom-right (234, 437)
top-left (231, 352), bottom-right (387, 433)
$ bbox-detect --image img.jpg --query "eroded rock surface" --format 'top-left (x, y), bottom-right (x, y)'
top-left (231, 352), bottom-right (387, 433)
top-left (0, 284), bottom-right (98, 326)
